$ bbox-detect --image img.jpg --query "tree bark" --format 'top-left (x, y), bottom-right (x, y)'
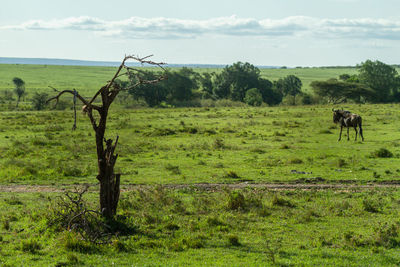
top-left (95, 101), bottom-right (120, 218)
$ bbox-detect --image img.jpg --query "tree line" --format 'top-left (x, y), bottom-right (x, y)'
top-left (127, 59), bottom-right (400, 107)
top-left (311, 60), bottom-right (400, 104)
top-left (4, 59), bottom-right (400, 109)
top-left (126, 62), bottom-right (304, 107)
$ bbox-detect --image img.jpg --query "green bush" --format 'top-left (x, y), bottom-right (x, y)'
top-left (371, 148), bottom-right (393, 158)
top-left (373, 222), bottom-right (400, 248)
top-left (228, 235), bottom-right (241, 246)
top-left (227, 191), bottom-right (246, 210)
top-left (244, 88), bottom-right (263, 106)
top-left (21, 239), bottom-right (41, 253)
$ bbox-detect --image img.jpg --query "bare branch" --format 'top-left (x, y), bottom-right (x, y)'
top-left (47, 87), bottom-right (101, 111)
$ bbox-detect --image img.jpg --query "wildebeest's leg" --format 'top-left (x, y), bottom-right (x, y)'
top-left (354, 126), bottom-right (358, 141)
top-left (359, 123), bottom-right (364, 141)
top-left (338, 126), bottom-right (343, 141)
top-left (347, 127), bottom-right (350, 141)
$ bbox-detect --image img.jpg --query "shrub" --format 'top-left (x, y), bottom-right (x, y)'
top-left (227, 235), bottom-right (241, 246)
top-left (224, 170), bottom-right (240, 179)
top-left (165, 164), bottom-right (181, 175)
top-left (373, 222), bottom-right (400, 248)
top-left (371, 148), bottom-right (393, 158)
top-left (337, 158), bottom-right (346, 167)
top-left (244, 88), bottom-right (263, 106)
top-left (21, 239), bottom-right (41, 253)
top-left (287, 158), bottom-right (303, 164)
top-left (31, 92), bottom-right (49, 110)
top-left (150, 128), bottom-right (176, 136)
top-left (61, 232), bottom-right (96, 253)
top-left (272, 194), bottom-right (295, 208)
top-left (227, 191), bottom-right (246, 210)
top-left (4, 196), bottom-right (23, 205)
top-left (362, 198), bottom-right (382, 213)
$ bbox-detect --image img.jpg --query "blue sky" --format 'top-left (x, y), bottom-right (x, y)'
top-left (1, 0), bottom-right (400, 66)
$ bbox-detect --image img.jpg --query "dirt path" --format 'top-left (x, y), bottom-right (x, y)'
top-left (0, 182), bottom-right (400, 193)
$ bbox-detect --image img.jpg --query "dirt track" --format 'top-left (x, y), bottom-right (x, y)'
top-left (0, 181), bottom-right (400, 193)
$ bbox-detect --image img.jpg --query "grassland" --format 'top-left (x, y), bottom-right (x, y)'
top-left (1, 187), bottom-right (400, 266)
top-left (1, 64), bottom-right (400, 266)
top-left (1, 104), bottom-right (400, 185)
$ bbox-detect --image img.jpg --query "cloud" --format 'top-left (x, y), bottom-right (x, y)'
top-left (2, 15), bottom-right (400, 40)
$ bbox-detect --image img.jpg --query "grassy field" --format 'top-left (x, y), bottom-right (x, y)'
top-left (0, 64), bottom-right (116, 96)
top-left (1, 64), bottom-right (400, 266)
top-left (0, 104), bottom-right (399, 185)
top-left (1, 187), bottom-right (400, 266)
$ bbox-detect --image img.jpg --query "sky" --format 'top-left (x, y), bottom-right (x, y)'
top-left (1, 0), bottom-right (400, 67)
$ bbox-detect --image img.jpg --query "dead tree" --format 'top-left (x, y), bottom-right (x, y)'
top-left (47, 55), bottom-right (166, 218)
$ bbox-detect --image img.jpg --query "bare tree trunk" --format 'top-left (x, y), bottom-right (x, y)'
top-left (47, 55), bottom-right (166, 219)
top-left (95, 97), bottom-right (120, 218)
top-left (96, 132), bottom-right (120, 218)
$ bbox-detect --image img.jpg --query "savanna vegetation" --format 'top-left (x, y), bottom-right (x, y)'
top-left (1, 60), bottom-right (399, 110)
top-left (1, 187), bottom-right (400, 266)
top-left (0, 61), bottom-right (400, 266)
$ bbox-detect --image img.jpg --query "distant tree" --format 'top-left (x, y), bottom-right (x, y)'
top-left (244, 88), bottom-right (263, 106)
top-left (128, 68), bottom-right (197, 106)
top-left (164, 68), bottom-right (196, 102)
top-left (12, 77), bottom-right (26, 107)
top-left (199, 72), bottom-right (214, 99)
top-left (128, 70), bottom-right (168, 107)
top-left (311, 79), bottom-right (374, 104)
top-left (31, 92), bottom-right (49, 110)
top-left (213, 62), bottom-right (260, 101)
top-left (300, 93), bottom-right (313, 105)
top-left (358, 60), bottom-right (399, 102)
top-left (258, 78), bottom-right (282, 105)
top-left (281, 75), bottom-right (302, 105)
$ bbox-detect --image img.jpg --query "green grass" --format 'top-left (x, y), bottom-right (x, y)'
top-left (0, 104), bottom-right (400, 185)
top-left (1, 63), bottom-right (400, 265)
top-left (0, 187), bottom-right (399, 266)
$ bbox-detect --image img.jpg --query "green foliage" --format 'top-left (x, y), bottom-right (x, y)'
top-left (211, 62), bottom-right (281, 105)
top-left (128, 68), bottom-right (197, 107)
top-left (281, 75), bottom-right (302, 98)
top-left (31, 92), bottom-right (49, 110)
top-left (362, 198), bottom-right (383, 213)
top-left (373, 222), bottom-right (400, 248)
top-left (227, 191), bottom-right (246, 210)
top-left (227, 235), bottom-right (241, 246)
top-left (244, 88), bottom-right (263, 106)
top-left (371, 148), bottom-right (394, 158)
top-left (358, 60), bottom-right (399, 102)
top-left (21, 239), bottom-right (41, 253)
top-left (311, 79), bottom-right (374, 104)
top-left (12, 77), bottom-right (26, 107)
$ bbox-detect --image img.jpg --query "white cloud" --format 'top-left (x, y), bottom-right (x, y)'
top-left (2, 15), bottom-right (400, 40)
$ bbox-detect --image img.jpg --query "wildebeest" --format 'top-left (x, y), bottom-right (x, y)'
top-left (332, 108), bottom-right (364, 141)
